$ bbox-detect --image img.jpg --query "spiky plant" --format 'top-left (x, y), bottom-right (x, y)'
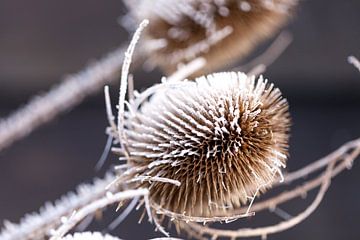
top-left (120, 71), bottom-right (290, 217)
top-left (125, 0), bottom-right (297, 75)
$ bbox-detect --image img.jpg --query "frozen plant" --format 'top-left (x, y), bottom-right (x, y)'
top-left (1, 19), bottom-right (359, 240)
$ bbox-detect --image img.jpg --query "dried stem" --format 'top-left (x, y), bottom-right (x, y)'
top-left (281, 138), bottom-right (360, 185)
top-left (50, 189), bottom-right (149, 240)
top-left (0, 44), bottom-right (130, 152)
top-left (0, 174), bottom-right (117, 240)
top-left (238, 139), bottom-right (360, 214)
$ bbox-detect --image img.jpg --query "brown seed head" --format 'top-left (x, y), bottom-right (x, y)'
top-left (122, 72), bottom-right (290, 217)
top-left (126, 0), bottom-right (297, 76)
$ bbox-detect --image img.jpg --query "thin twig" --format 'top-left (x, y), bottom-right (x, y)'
top-left (281, 138), bottom-right (360, 185)
top-left (242, 145), bottom-right (359, 214)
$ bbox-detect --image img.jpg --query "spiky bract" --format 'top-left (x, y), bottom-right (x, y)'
top-left (122, 72), bottom-right (290, 217)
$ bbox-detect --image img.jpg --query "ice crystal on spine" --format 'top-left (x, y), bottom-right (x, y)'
top-left (125, 0), bottom-right (297, 76)
top-left (122, 72), bottom-right (290, 217)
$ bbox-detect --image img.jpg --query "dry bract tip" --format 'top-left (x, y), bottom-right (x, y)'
top-left (125, 0), bottom-right (297, 76)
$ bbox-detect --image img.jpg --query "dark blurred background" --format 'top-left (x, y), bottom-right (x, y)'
top-left (0, 0), bottom-right (360, 239)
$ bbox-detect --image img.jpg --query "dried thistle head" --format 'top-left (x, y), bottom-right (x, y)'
top-left (121, 72), bottom-right (290, 217)
top-left (125, 0), bottom-right (297, 76)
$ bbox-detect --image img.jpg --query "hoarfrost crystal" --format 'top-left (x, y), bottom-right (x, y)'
top-left (121, 72), bottom-right (290, 217)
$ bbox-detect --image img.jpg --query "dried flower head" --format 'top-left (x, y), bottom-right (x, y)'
top-left (125, 0), bottom-right (297, 75)
top-left (121, 72), bottom-right (290, 217)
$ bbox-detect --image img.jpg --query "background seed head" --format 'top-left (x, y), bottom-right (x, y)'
top-left (123, 72), bottom-right (290, 217)
top-left (126, 0), bottom-right (297, 76)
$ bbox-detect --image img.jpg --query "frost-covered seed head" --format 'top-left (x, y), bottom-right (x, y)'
top-left (123, 72), bottom-right (290, 217)
top-left (125, 0), bottom-right (297, 76)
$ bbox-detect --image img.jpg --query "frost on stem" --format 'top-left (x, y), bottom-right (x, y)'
top-left (49, 189), bottom-right (151, 240)
top-left (0, 44), bottom-right (128, 152)
top-left (125, 0), bottom-right (297, 75)
top-left (0, 174), bottom-right (116, 240)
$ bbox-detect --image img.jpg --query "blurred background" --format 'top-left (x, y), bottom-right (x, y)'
top-left (0, 0), bottom-right (360, 239)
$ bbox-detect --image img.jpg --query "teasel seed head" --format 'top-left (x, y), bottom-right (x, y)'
top-left (125, 0), bottom-right (297, 76)
top-left (123, 72), bottom-right (290, 217)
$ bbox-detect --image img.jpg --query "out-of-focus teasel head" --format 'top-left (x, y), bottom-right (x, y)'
top-left (120, 71), bottom-right (291, 217)
top-left (124, 0), bottom-right (297, 76)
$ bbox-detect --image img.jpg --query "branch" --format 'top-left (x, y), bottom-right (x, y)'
top-left (0, 174), bottom-right (117, 240)
top-left (0, 43), bottom-right (130, 152)
top-left (241, 141), bottom-right (359, 213)
top-left (281, 138), bottom-right (360, 184)
top-left (50, 189), bottom-right (149, 240)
